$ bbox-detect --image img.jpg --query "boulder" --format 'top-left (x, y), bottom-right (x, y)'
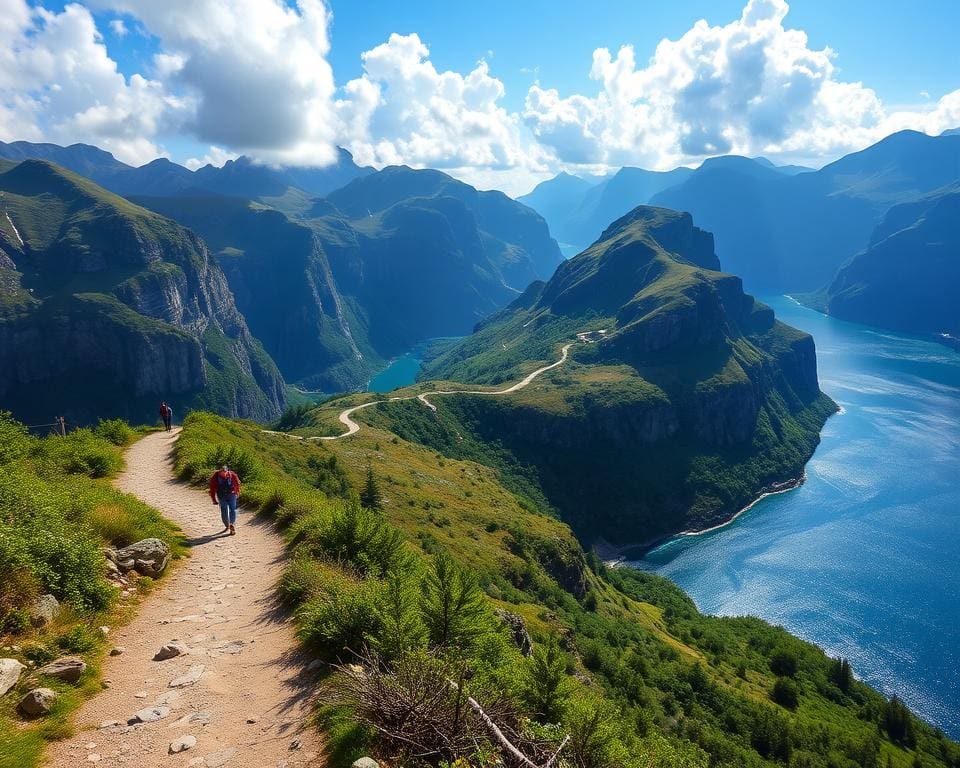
top-left (154, 642), bottom-right (188, 661)
top-left (352, 758), bottom-right (380, 768)
top-left (39, 657), bottom-right (87, 683)
top-left (0, 658), bottom-right (25, 696)
top-left (494, 609), bottom-right (533, 656)
top-left (115, 538), bottom-right (170, 577)
top-left (169, 735), bottom-right (197, 754)
top-left (30, 594), bottom-right (60, 627)
top-left (18, 687), bottom-right (57, 717)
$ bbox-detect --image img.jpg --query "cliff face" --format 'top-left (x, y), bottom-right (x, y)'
top-left (417, 206), bottom-right (835, 545)
top-left (0, 160), bottom-right (285, 424)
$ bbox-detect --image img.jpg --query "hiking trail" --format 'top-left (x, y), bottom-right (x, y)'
top-left (45, 430), bottom-right (322, 768)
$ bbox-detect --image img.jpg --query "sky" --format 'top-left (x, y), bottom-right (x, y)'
top-left (1, 0), bottom-right (959, 196)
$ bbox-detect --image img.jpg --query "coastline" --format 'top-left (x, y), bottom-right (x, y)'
top-left (596, 472), bottom-right (807, 564)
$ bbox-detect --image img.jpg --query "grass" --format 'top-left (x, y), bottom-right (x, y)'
top-left (0, 414), bottom-right (182, 768)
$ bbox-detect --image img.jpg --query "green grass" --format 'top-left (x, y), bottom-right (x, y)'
top-left (0, 414), bottom-right (182, 768)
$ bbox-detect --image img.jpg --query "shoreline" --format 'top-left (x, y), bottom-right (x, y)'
top-left (596, 472), bottom-right (807, 564)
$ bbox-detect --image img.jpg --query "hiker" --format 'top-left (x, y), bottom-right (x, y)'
top-left (159, 401), bottom-right (172, 431)
top-left (209, 464), bottom-right (241, 535)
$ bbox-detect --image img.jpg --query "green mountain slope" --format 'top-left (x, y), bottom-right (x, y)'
top-left (823, 186), bottom-right (960, 340)
top-left (0, 160), bottom-right (285, 424)
top-left (410, 206), bottom-right (835, 546)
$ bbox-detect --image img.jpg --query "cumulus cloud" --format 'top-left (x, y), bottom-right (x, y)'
top-left (0, 0), bottom-right (171, 163)
top-left (184, 145), bottom-right (238, 171)
top-left (336, 32), bottom-right (543, 184)
top-left (523, 0), bottom-right (960, 170)
top-left (108, 18), bottom-right (127, 36)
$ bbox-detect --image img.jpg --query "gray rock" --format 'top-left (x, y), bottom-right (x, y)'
top-left (110, 647), bottom-right (125, 656)
top-left (30, 594), bottom-right (60, 627)
top-left (39, 657), bottom-right (87, 683)
top-left (204, 747), bottom-right (236, 767)
top-left (115, 538), bottom-right (171, 577)
top-left (352, 758), bottom-right (380, 768)
top-left (494, 609), bottom-right (534, 656)
top-left (168, 711), bottom-right (211, 728)
top-left (129, 705), bottom-right (171, 724)
top-left (169, 735), bottom-right (197, 754)
top-left (117, 558), bottom-right (136, 572)
top-left (18, 687), bottom-right (57, 716)
top-left (169, 664), bottom-right (205, 688)
top-left (0, 658), bottom-right (25, 697)
top-left (154, 642), bottom-right (188, 661)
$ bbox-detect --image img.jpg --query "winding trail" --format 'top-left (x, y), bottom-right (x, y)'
top-left (265, 341), bottom-right (575, 443)
top-left (46, 430), bottom-right (322, 768)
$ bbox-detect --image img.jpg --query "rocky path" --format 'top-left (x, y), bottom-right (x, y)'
top-left (260, 341), bottom-right (576, 443)
top-left (46, 430), bottom-right (322, 768)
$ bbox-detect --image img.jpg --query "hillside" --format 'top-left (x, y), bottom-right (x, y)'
top-left (137, 165), bottom-right (563, 392)
top-left (0, 160), bottom-right (285, 424)
top-left (823, 186), bottom-right (960, 338)
top-left (407, 206), bottom-right (836, 546)
top-left (651, 131), bottom-right (960, 292)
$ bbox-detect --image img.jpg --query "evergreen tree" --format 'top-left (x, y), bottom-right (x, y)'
top-left (520, 635), bottom-right (571, 723)
top-left (420, 551), bottom-right (489, 652)
top-left (829, 657), bottom-right (853, 693)
top-left (373, 571), bottom-right (426, 662)
top-left (360, 463), bottom-right (383, 512)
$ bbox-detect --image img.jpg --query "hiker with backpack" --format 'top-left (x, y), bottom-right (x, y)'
top-left (159, 401), bottom-right (172, 431)
top-left (209, 464), bottom-right (241, 535)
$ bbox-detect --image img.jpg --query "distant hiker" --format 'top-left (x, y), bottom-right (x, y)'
top-left (209, 464), bottom-right (241, 535)
top-left (159, 401), bottom-right (172, 431)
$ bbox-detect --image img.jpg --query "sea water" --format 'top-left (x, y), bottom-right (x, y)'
top-left (633, 296), bottom-right (960, 736)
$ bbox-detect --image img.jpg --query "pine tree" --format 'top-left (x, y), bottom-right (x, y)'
top-left (373, 571), bottom-right (426, 662)
top-left (420, 551), bottom-right (489, 652)
top-left (521, 635), bottom-right (571, 723)
top-left (360, 464), bottom-right (383, 512)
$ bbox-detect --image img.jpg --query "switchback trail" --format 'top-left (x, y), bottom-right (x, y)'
top-left (46, 430), bottom-right (322, 768)
top-left (265, 341), bottom-right (575, 442)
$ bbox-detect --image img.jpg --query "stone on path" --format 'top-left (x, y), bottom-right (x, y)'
top-left (169, 735), bottom-right (197, 754)
top-left (39, 656), bottom-right (87, 683)
top-left (0, 658), bottom-right (25, 696)
top-left (115, 538), bottom-right (171, 577)
top-left (169, 664), bottom-right (205, 688)
top-left (204, 747), bottom-right (237, 767)
top-left (129, 705), bottom-right (171, 724)
top-left (110, 647), bottom-right (125, 656)
top-left (18, 687), bottom-right (57, 716)
top-left (154, 641), bottom-right (189, 661)
top-left (169, 711), bottom-right (211, 728)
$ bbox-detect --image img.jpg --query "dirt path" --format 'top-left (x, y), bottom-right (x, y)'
top-left (260, 341), bottom-right (576, 443)
top-left (46, 430), bottom-right (322, 768)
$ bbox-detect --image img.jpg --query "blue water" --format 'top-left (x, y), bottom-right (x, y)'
top-left (367, 349), bottom-right (425, 393)
top-left (633, 296), bottom-right (960, 737)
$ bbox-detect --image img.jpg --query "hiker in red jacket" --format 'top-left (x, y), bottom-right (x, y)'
top-left (209, 465), bottom-right (241, 535)
top-left (159, 402), bottom-right (172, 431)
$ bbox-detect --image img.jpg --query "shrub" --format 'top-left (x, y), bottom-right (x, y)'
top-left (297, 573), bottom-right (382, 660)
top-left (94, 418), bottom-right (135, 446)
top-left (204, 444), bottom-right (264, 483)
top-left (421, 551), bottom-right (491, 652)
top-left (769, 646), bottom-right (799, 677)
top-left (0, 412), bottom-right (30, 465)
top-left (771, 677), bottom-right (800, 709)
top-left (520, 636), bottom-right (571, 724)
top-left (372, 571), bottom-right (426, 663)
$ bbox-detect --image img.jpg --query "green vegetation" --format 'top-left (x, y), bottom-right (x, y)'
top-left (0, 414), bottom-right (181, 768)
top-left (177, 411), bottom-right (959, 767)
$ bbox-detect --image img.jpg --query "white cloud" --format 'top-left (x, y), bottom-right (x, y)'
top-left (108, 18), bottom-right (127, 36)
top-left (184, 145), bottom-right (238, 171)
top-left (522, 0), bottom-right (960, 170)
top-left (0, 1), bottom-right (171, 164)
top-left (90, 0), bottom-right (339, 166)
top-left (336, 32), bottom-right (544, 182)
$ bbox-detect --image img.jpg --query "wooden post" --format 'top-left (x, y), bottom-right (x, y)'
top-left (57, 416), bottom-right (66, 436)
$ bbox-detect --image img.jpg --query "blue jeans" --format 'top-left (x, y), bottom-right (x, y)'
top-left (218, 494), bottom-right (238, 526)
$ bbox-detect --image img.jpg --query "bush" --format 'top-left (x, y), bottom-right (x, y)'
top-left (771, 677), bottom-right (800, 709)
top-left (297, 572), bottom-right (382, 660)
top-left (204, 444), bottom-right (264, 483)
top-left (94, 419), bottom-right (135, 447)
top-left (769, 646), bottom-right (799, 677)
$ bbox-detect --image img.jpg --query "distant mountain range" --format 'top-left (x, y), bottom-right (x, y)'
top-left (419, 205), bottom-right (835, 543)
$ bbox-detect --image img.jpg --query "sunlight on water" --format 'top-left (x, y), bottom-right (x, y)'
top-left (632, 296), bottom-right (960, 737)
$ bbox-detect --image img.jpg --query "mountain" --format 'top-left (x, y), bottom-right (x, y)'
top-left (405, 206), bottom-right (836, 545)
top-left (0, 160), bottom-right (285, 424)
top-left (135, 165), bottom-right (561, 391)
top-left (0, 140), bottom-right (371, 200)
top-left (326, 165), bottom-right (563, 287)
top-left (823, 186), bottom-right (960, 339)
top-left (516, 171), bottom-right (597, 248)
top-left (652, 130), bottom-right (960, 292)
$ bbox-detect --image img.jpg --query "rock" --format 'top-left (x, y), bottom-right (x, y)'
top-left (204, 747), bottom-right (236, 767)
top-left (0, 658), bottom-right (25, 697)
top-left (494, 610), bottom-right (533, 656)
top-left (30, 594), bottom-right (60, 627)
top-left (102, 546), bottom-right (119, 563)
top-left (129, 705), bottom-right (171, 724)
top-left (87, 754), bottom-right (102, 763)
top-left (134, 690), bottom-right (148, 698)
top-left (117, 558), bottom-right (136, 572)
top-left (305, 659), bottom-right (324, 672)
top-left (169, 664), bottom-right (205, 688)
top-left (110, 647), bottom-right (125, 656)
top-left (352, 758), bottom-right (380, 768)
top-left (115, 538), bottom-right (170, 577)
top-left (104, 559), bottom-right (120, 576)
top-left (18, 687), bottom-right (57, 717)
top-left (289, 738), bottom-right (302, 751)
top-left (154, 642), bottom-right (188, 661)
top-left (39, 657), bottom-right (87, 683)
top-left (98, 626), bottom-right (110, 636)
top-left (169, 711), bottom-right (211, 728)
top-left (246, 716), bottom-right (257, 724)
top-left (99, 720), bottom-right (121, 729)
top-left (169, 735), bottom-right (197, 754)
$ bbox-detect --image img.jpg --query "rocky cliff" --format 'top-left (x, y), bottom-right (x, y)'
top-left (0, 160), bottom-right (285, 424)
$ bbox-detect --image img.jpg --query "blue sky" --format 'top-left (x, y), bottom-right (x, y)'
top-left (5, 0), bottom-right (960, 194)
